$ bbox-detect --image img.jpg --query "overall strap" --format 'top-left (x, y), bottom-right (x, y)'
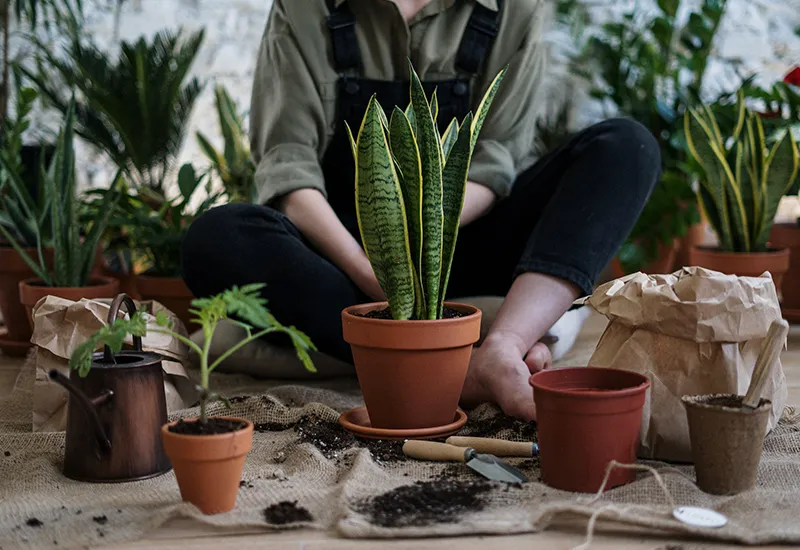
top-left (456, 0), bottom-right (503, 75)
top-left (326, 0), bottom-right (362, 73)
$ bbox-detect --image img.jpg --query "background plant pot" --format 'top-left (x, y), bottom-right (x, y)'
top-left (161, 417), bottom-right (253, 514)
top-left (135, 275), bottom-right (194, 330)
top-left (674, 219), bottom-right (711, 270)
top-left (769, 224), bottom-right (800, 322)
top-left (341, 302), bottom-right (481, 430)
top-left (531, 367), bottom-right (650, 493)
top-left (611, 240), bottom-right (678, 277)
top-left (682, 394), bottom-right (771, 495)
top-left (0, 247), bottom-right (53, 355)
top-left (689, 246), bottom-right (790, 291)
top-left (18, 276), bottom-right (120, 330)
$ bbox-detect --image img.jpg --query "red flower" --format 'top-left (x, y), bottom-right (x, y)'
top-left (785, 66), bottom-right (800, 87)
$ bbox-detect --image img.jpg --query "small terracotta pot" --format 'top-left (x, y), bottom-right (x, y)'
top-left (682, 394), bottom-right (771, 495)
top-left (769, 224), bottom-right (800, 322)
top-left (531, 367), bottom-right (650, 493)
top-left (0, 247), bottom-right (53, 355)
top-left (342, 302), bottom-right (481, 430)
top-left (135, 275), bottom-right (195, 331)
top-left (18, 276), bottom-right (121, 330)
top-left (689, 246), bottom-right (790, 291)
top-left (161, 417), bottom-right (254, 514)
top-left (611, 240), bottom-right (678, 277)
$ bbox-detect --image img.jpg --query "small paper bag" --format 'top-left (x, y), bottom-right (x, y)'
top-left (584, 266), bottom-right (788, 463)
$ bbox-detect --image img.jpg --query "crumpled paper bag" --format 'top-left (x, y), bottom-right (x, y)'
top-left (31, 295), bottom-right (194, 432)
top-left (582, 266), bottom-right (788, 463)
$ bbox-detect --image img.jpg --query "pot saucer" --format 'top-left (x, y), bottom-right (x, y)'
top-left (338, 407), bottom-right (467, 440)
top-left (0, 329), bottom-right (32, 357)
top-left (782, 308), bottom-right (800, 324)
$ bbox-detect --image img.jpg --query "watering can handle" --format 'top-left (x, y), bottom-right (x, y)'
top-left (103, 294), bottom-right (142, 363)
top-left (48, 370), bottom-right (113, 451)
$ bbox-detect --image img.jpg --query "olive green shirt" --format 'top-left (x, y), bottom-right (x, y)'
top-left (250, 0), bottom-right (549, 206)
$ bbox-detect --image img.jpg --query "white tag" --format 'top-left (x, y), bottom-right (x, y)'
top-left (672, 506), bottom-right (728, 528)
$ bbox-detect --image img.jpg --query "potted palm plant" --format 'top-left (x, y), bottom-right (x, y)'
top-left (685, 91), bottom-right (799, 288)
top-left (340, 63), bottom-right (504, 431)
top-left (71, 283), bottom-right (316, 514)
top-left (0, 99), bottom-right (123, 328)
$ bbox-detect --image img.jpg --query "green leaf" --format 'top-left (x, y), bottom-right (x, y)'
top-left (440, 118), bottom-right (459, 161)
top-left (657, 0), bottom-right (679, 17)
top-left (177, 163), bottom-right (201, 202)
top-left (709, 139), bottom-right (750, 251)
top-left (355, 96), bottom-right (416, 320)
top-left (754, 132), bottom-right (799, 248)
top-left (470, 66), bottom-right (508, 151)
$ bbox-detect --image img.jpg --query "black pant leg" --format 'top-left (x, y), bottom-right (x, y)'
top-left (181, 203), bottom-right (365, 362)
top-left (446, 118), bottom-right (661, 299)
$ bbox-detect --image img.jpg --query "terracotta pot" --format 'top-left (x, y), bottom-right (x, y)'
top-left (769, 224), bottom-right (800, 322)
top-left (682, 394), bottom-right (771, 495)
top-left (689, 246), bottom-right (790, 291)
top-left (531, 367), bottom-right (650, 493)
top-left (674, 220), bottom-right (710, 270)
top-left (611, 240), bottom-right (678, 278)
top-left (18, 276), bottom-right (121, 330)
top-left (0, 247), bottom-right (53, 355)
top-left (161, 417), bottom-right (254, 514)
top-left (135, 275), bottom-right (195, 330)
top-left (341, 302), bottom-right (481, 430)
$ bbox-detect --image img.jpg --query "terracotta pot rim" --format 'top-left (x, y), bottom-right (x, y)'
top-left (681, 393), bottom-right (772, 414)
top-left (342, 301), bottom-right (481, 326)
top-left (161, 417), bottom-right (254, 442)
top-left (531, 367), bottom-right (651, 400)
top-left (691, 245), bottom-right (790, 257)
top-left (19, 275), bottom-right (119, 291)
top-left (136, 274), bottom-right (185, 281)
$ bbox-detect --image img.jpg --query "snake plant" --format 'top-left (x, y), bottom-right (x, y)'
top-left (346, 62), bottom-right (506, 320)
top-left (684, 91), bottom-right (799, 253)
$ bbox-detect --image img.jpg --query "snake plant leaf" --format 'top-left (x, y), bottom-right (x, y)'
top-left (709, 139), bottom-right (750, 251)
top-left (732, 89), bottom-right (746, 142)
top-left (345, 122), bottom-right (357, 159)
top-left (735, 140), bottom-right (759, 241)
top-left (702, 103), bottom-right (725, 149)
top-left (430, 88), bottom-right (439, 124)
top-left (405, 103), bottom-right (417, 138)
top-left (745, 116), bottom-right (762, 227)
top-left (79, 170), bottom-right (124, 284)
top-left (355, 96), bottom-right (416, 320)
top-left (196, 132), bottom-right (224, 170)
top-left (438, 112), bottom-right (473, 316)
top-left (684, 108), bottom-right (732, 250)
top-left (470, 66), bottom-right (508, 150)
top-left (441, 118), bottom-right (459, 161)
top-left (409, 62), bottom-right (444, 320)
top-left (754, 132), bottom-right (799, 249)
top-left (389, 107), bottom-right (426, 319)
top-left (0, 223), bottom-right (51, 284)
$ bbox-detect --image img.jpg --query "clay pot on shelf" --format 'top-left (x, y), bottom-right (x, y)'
top-left (341, 302), bottom-right (481, 430)
top-left (135, 275), bottom-right (194, 331)
top-left (688, 247), bottom-right (790, 291)
top-left (18, 276), bottom-right (120, 330)
top-left (682, 394), bottom-right (771, 495)
top-left (531, 366), bottom-right (651, 493)
top-left (769, 223), bottom-right (800, 322)
top-left (0, 247), bottom-right (53, 356)
top-left (161, 417), bottom-right (254, 514)
top-left (673, 219), bottom-right (711, 270)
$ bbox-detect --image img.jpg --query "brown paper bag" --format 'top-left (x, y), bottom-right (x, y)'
top-left (30, 295), bottom-right (195, 432)
top-left (583, 266), bottom-right (788, 463)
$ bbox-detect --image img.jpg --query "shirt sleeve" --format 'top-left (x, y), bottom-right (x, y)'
top-left (467, 2), bottom-right (549, 199)
top-left (249, 0), bottom-right (328, 206)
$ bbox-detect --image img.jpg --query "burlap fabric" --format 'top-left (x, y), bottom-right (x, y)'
top-left (2, 350), bottom-right (800, 550)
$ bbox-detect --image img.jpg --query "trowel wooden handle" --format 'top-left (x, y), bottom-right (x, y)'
top-left (445, 436), bottom-right (537, 457)
top-left (743, 319), bottom-right (790, 409)
top-left (402, 440), bottom-right (467, 462)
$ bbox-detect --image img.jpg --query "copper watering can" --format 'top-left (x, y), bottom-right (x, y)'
top-left (49, 294), bottom-right (172, 482)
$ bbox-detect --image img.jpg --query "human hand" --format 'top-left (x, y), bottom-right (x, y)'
top-left (460, 332), bottom-right (552, 421)
top-left (351, 257), bottom-right (386, 302)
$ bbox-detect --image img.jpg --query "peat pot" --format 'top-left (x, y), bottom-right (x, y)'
top-left (48, 294), bottom-right (171, 482)
top-left (342, 302), bottom-right (481, 430)
top-left (682, 394), bottom-right (771, 495)
top-left (531, 367), bottom-right (650, 493)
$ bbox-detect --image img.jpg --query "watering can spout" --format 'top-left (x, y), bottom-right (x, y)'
top-left (49, 370), bottom-right (113, 451)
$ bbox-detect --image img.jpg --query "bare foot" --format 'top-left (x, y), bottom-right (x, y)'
top-left (461, 335), bottom-right (552, 421)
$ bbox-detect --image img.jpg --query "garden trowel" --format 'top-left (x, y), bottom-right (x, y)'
top-left (402, 440), bottom-right (529, 483)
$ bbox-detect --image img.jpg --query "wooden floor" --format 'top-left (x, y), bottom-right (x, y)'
top-left (3, 312), bottom-right (800, 550)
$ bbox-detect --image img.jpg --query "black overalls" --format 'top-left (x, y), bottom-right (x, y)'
top-left (320, 0), bottom-right (503, 237)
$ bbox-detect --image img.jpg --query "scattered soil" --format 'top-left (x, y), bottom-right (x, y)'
top-left (92, 515), bottom-right (108, 525)
top-left (460, 413), bottom-right (538, 442)
top-left (26, 518), bottom-right (43, 527)
top-left (701, 395), bottom-right (769, 409)
top-left (355, 479), bottom-right (493, 528)
top-left (239, 480), bottom-right (255, 489)
top-left (517, 457), bottom-right (540, 471)
top-left (169, 418), bottom-right (248, 435)
top-left (4, 451), bottom-right (9, 456)
top-left (263, 501), bottom-right (313, 525)
top-left (354, 306), bottom-right (467, 320)
top-left (253, 420), bottom-right (294, 432)
top-left (359, 439), bottom-right (407, 463)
